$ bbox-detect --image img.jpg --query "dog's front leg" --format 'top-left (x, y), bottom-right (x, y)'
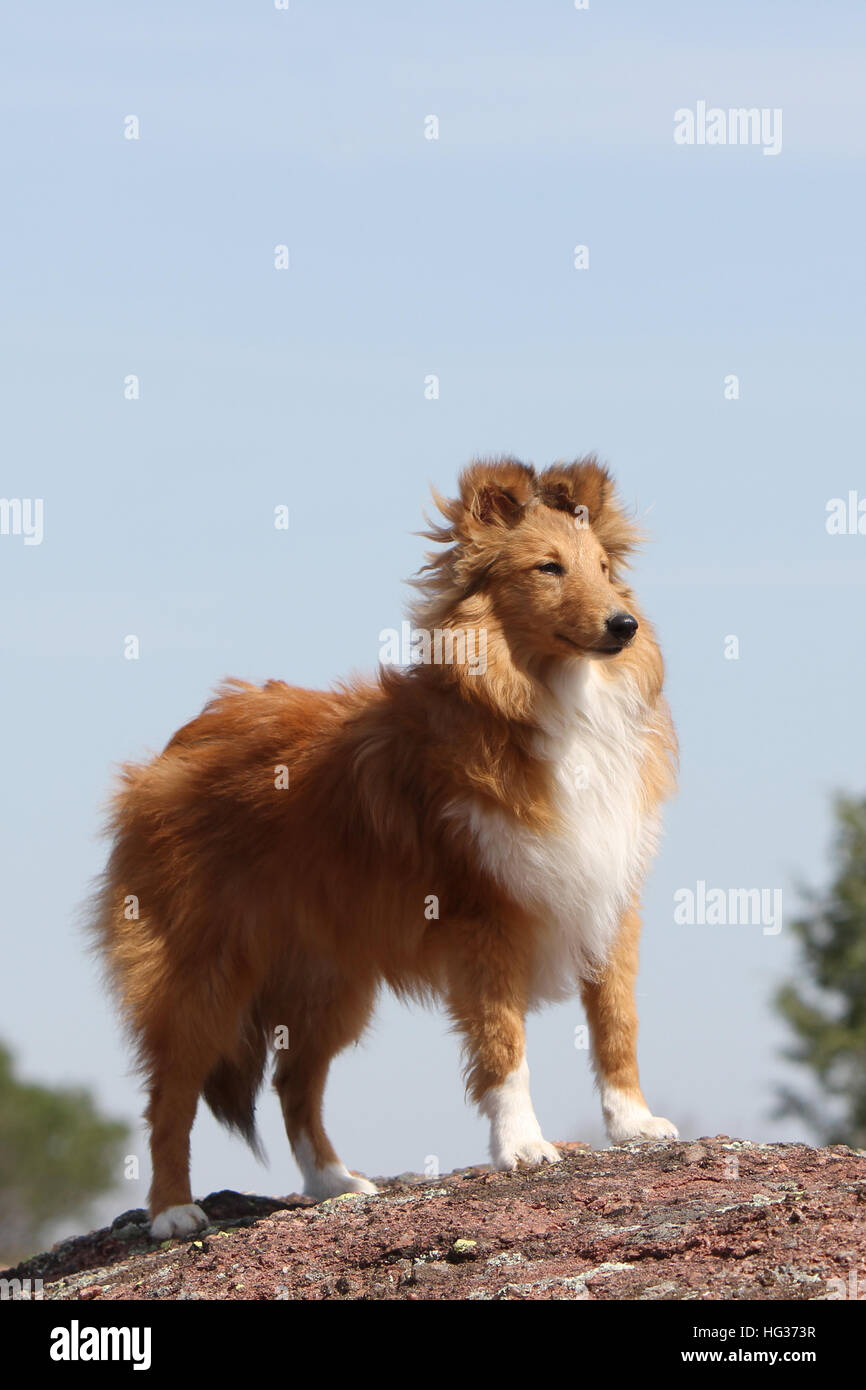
top-left (581, 903), bottom-right (679, 1144)
top-left (447, 948), bottom-right (561, 1171)
top-left (479, 1054), bottom-right (562, 1170)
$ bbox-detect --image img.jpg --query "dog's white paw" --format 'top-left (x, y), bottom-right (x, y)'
top-left (149, 1203), bottom-right (209, 1239)
top-left (482, 1059), bottom-right (561, 1173)
top-left (611, 1114), bottom-right (679, 1144)
top-left (494, 1136), bottom-right (562, 1171)
top-left (304, 1163), bottom-right (378, 1201)
top-left (294, 1134), bottom-right (378, 1200)
top-left (603, 1088), bottom-right (679, 1145)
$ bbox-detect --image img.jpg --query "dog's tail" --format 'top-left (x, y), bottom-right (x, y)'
top-left (202, 1007), bottom-right (268, 1162)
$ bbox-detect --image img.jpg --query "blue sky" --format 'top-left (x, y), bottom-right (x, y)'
top-left (2, 1), bottom-right (865, 1236)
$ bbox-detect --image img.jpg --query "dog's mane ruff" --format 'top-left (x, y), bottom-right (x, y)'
top-left (407, 487), bottom-right (468, 632)
top-left (408, 454), bottom-right (643, 631)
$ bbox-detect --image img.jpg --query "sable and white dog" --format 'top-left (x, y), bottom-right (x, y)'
top-left (90, 457), bottom-right (678, 1238)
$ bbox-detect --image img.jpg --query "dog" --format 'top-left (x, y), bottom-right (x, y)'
top-left (89, 456), bottom-right (678, 1238)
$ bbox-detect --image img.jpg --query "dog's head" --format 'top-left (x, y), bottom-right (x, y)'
top-left (420, 456), bottom-right (643, 664)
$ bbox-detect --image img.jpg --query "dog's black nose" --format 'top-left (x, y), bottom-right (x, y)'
top-left (606, 612), bottom-right (638, 642)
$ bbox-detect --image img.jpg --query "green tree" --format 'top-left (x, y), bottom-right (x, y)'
top-left (775, 795), bottom-right (866, 1147)
top-left (0, 1044), bottom-right (129, 1263)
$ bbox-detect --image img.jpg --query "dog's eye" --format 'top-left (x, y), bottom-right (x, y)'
top-left (600, 559), bottom-right (609, 575)
top-left (536, 561), bottom-right (565, 576)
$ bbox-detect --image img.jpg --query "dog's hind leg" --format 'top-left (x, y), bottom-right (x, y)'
top-left (144, 977), bottom-right (259, 1238)
top-left (581, 903), bottom-right (679, 1144)
top-left (272, 963), bottom-right (378, 1200)
top-left (145, 1069), bottom-right (210, 1239)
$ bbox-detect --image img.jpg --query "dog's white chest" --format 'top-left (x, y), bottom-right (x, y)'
top-left (455, 666), bottom-right (658, 1000)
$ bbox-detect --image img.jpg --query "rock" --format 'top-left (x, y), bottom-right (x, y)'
top-left (448, 1239), bottom-right (478, 1262)
top-left (682, 1143), bottom-right (709, 1164)
top-left (3, 1139), bottom-right (864, 1301)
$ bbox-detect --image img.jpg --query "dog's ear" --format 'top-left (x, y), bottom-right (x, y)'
top-left (537, 458), bottom-right (611, 525)
top-left (458, 458), bottom-right (537, 528)
top-left (538, 456), bottom-right (642, 565)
